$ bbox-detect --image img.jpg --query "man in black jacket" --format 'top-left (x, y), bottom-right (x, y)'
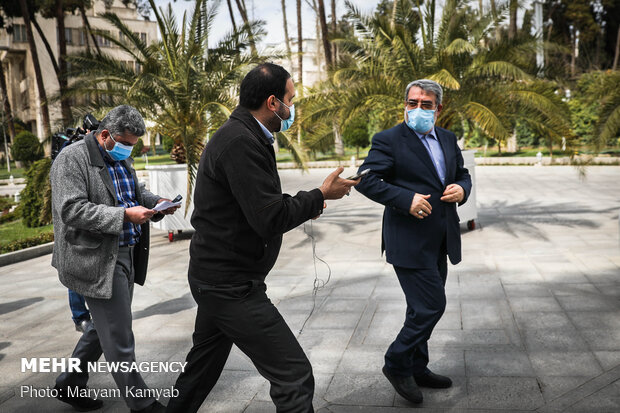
top-left (167, 63), bottom-right (358, 413)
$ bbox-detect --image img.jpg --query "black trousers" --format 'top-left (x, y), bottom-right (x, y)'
top-left (384, 249), bottom-right (448, 377)
top-left (167, 278), bottom-right (314, 413)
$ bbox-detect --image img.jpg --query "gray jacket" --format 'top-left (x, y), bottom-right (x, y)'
top-left (50, 133), bottom-right (160, 299)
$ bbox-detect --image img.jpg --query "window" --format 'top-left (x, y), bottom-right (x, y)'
top-left (13, 24), bottom-right (28, 43)
top-left (65, 28), bottom-right (73, 45)
top-left (79, 29), bottom-right (86, 46)
top-left (140, 32), bottom-right (147, 43)
top-left (134, 61), bottom-right (142, 73)
top-left (96, 30), bottom-right (110, 47)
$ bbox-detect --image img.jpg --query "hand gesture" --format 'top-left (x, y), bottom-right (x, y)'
top-left (409, 193), bottom-right (432, 219)
top-left (319, 167), bottom-right (360, 200)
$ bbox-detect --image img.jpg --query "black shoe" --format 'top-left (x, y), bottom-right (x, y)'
top-left (54, 384), bottom-right (103, 411)
top-left (382, 366), bottom-right (423, 403)
top-left (414, 371), bottom-right (453, 388)
top-left (131, 401), bottom-right (166, 413)
top-left (75, 319), bottom-right (93, 333)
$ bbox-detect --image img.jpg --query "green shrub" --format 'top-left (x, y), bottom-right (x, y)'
top-left (0, 209), bottom-right (19, 224)
top-left (0, 232), bottom-right (54, 254)
top-left (20, 158), bottom-right (52, 227)
top-left (0, 196), bottom-right (14, 212)
top-left (131, 137), bottom-right (145, 158)
top-left (11, 131), bottom-right (43, 165)
top-left (162, 134), bottom-right (174, 153)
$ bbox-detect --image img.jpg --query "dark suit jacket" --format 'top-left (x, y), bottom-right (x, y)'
top-left (355, 123), bottom-right (472, 269)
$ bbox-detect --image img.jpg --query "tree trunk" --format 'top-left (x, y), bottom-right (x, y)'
top-left (296, 0), bottom-right (303, 88)
top-left (234, 0), bottom-right (257, 55)
top-left (226, 0), bottom-right (237, 31)
top-left (317, 0), bottom-right (332, 68)
top-left (31, 17), bottom-right (60, 76)
top-left (390, 0), bottom-right (398, 30)
top-left (18, 0), bottom-right (52, 138)
top-left (508, 0), bottom-right (517, 40)
top-left (478, 0), bottom-right (483, 15)
top-left (281, 0), bottom-right (292, 69)
top-left (296, 0), bottom-right (302, 144)
top-left (315, 5), bottom-right (323, 80)
top-left (333, 121), bottom-right (343, 156)
top-left (613, 25), bottom-right (620, 70)
top-left (0, 61), bottom-right (16, 142)
top-left (79, 4), bottom-right (102, 56)
top-left (55, 0), bottom-right (72, 126)
top-left (331, 0), bottom-right (337, 64)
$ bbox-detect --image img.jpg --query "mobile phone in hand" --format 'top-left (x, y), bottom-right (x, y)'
top-left (346, 169), bottom-right (371, 180)
top-left (171, 194), bottom-right (183, 203)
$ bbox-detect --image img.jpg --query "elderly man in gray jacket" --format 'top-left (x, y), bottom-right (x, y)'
top-left (51, 105), bottom-right (177, 413)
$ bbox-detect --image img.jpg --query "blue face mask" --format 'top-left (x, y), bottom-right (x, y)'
top-left (406, 108), bottom-right (436, 134)
top-left (274, 98), bottom-right (295, 132)
top-left (106, 133), bottom-right (133, 161)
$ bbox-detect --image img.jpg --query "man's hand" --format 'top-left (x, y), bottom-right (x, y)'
top-left (124, 206), bottom-right (156, 225)
top-left (156, 198), bottom-right (181, 215)
top-left (312, 202), bottom-right (327, 220)
top-left (409, 193), bottom-right (432, 219)
top-left (440, 184), bottom-right (464, 203)
top-left (319, 167), bottom-right (360, 200)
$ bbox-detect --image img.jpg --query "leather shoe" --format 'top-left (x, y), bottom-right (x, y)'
top-left (414, 371), bottom-right (452, 388)
top-left (382, 366), bottom-right (423, 403)
top-left (75, 319), bottom-right (93, 333)
top-left (131, 401), bottom-right (166, 413)
top-left (54, 384), bottom-right (103, 411)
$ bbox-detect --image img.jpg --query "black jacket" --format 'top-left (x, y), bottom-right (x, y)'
top-left (189, 106), bottom-right (324, 284)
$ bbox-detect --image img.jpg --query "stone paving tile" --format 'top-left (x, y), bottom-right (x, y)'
top-left (324, 373), bottom-right (394, 406)
top-left (466, 376), bottom-right (544, 410)
top-left (564, 380), bottom-right (620, 413)
top-left (529, 352), bottom-right (604, 377)
top-left (465, 349), bottom-right (535, 377)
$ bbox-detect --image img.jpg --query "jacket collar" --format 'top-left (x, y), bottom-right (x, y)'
top-left (229, 106), bottom-right (273, 146)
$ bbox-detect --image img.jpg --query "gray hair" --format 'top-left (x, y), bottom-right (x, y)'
top-left (404, 79), bottom-right (443, 106)
top-left (96, 105), bottom-right (146, 138)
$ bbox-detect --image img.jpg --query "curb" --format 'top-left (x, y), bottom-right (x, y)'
top-left (0, 242), bottom-right (54, 267)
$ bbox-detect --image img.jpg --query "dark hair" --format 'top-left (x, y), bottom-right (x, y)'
top-left (239, 63), bottom-right (291, 110)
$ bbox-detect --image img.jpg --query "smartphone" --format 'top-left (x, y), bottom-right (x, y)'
top-left (346, 168), bottom-right (371, 180)
top-left (171, 194), bottom-right (183, 203)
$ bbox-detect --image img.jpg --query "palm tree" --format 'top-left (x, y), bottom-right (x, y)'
top-left (583, 70), bottom-right (620, 150)
top-left (298, 0), bottom-right (574, 156)
top-left (66, 0), bottom-right (261, 206)
top-left (17, 0), bottom-right (52, 138)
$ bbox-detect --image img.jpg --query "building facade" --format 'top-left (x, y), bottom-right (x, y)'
top-left (0, 0), bottom-right (157, 143)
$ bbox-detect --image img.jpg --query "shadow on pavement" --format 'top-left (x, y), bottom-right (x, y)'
top-left (0, 297), bottom-right (44, 316)
top-left (133, 292), bottom-right (195, 320)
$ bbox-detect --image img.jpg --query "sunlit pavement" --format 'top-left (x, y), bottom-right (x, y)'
top-left (1, 166), bottom-right (619, 412)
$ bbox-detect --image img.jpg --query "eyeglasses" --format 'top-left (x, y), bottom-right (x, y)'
top-left (405, 99), bottom-right (436, 110)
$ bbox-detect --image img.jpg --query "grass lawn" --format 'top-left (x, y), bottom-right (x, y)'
top-left (0, 219), bottom-right (53, 245)
top-left (0, 164), bottom-right (26, 179)
top-left (132, 154), bottom-right (177, 170)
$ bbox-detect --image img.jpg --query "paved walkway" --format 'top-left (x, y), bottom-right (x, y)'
top-left (1, 166), bottom-right (619, 412)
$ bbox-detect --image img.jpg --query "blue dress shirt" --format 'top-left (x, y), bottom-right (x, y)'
top-left (415, 128), bottom-right (446, 185)
top-left (254, 117), bottom-right (275, 144)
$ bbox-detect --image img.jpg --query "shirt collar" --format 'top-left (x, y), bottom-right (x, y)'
top-left (414, 127), bottom-right (437, 140)
top-left (253, 116), bottom-right (275, 144)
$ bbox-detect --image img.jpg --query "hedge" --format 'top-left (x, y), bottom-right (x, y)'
top-left (0, 231), bottom-right (54, 254)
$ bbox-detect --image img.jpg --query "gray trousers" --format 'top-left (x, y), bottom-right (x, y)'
top-left (56, 246), bottom-right (155, 411)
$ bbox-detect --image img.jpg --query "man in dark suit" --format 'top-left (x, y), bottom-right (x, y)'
top-left (355, 79), bottom-right (472, 404)
top-left (167, 63), bottom-right (358, 413)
